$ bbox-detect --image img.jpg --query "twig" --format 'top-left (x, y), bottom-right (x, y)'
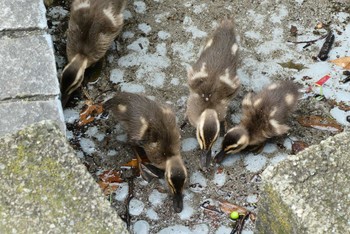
top-left (124, 170), bottom-right (136, 230)
top-left (287, 33), bottom-right (328, 45)
top-left (230, 212), bottom-right (250, 234)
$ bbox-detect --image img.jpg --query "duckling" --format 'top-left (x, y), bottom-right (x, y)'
top-left (103, 92), bottom-right (187, 213)
top-left (185, 19), bottom-right (240, 169)
top-left (215, 80), bottom-right (300, 163)
top-left (60, 0), bottom-right (127, 106)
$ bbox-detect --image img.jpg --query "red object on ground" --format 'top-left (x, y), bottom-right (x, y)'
top-left (315, 74), bottom-right (331, 86)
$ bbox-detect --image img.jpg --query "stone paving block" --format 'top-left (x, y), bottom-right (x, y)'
top-left (0, 0), bottom-right (47, 31)
top-left (0, 34), bottom-right (60, 100)
top-left (0, 99), bottom-right (65, 136)
top-left (0, 120), bottom-right (128, 233)
top-left (255, 132), bottom-right (350, 233)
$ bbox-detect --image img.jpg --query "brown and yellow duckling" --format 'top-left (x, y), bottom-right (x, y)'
top-left (103, 92), bottom-right (187, 213)
top-left (186, 19), bottom-right (240, 169)
top-left (61, 0), bottom-right (127, 106)
top-left (215, 80), bottom-right (300, 163)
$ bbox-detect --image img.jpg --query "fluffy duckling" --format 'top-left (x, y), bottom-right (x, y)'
top-left (215, 80), bottom-right (300, 163)
top-left (186, 19), bottom-right (240, 169)
top-left (103, 92), bottom-right (187, 213)
top-left (60, 0), bottom-right (127, 106)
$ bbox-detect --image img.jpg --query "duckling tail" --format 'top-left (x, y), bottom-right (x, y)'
top-left (60, 54), bottom-right (88, 107)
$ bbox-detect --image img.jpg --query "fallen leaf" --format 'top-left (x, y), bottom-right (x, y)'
top-left (98, 181), bottom-right (119, 196)
top-left (219, 200), bottom-right (251, 216)
top-left (297, 116), bottom-right (343, 132)
top-left (329, 56), bottom-right (350, 70)
top-left (99, 170), bottom-right (123, 183)
top-left (122, 159), bottom-right (139, 168)
top-left (78, 101), bottom-right (103, 126)
top-left (328, 100), bottom-right (350, 111)
top-left (217, 167), bottom-right (224, 174)
top-left (291, 141), bottom-right (309, 155)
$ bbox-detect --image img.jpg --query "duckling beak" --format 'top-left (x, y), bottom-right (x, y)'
top-left (172, 192), bottom-right (183, 213)
top-left (214, 150), bottom-right (227, 164)
top-left (200, 149), bottom-right (212, 169)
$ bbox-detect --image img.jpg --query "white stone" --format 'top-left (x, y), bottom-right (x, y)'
top-left (63, 108), bottom-right (79, 124)
top-left (189, 171), bottom-right (207, 193)
top-left (133, 220), bottom-right (150, 234)
top-left (79, 138), bottom-right (96, 155)
top-left (129, 198), bottom-right (145, 216)
top-left (215, 226), bottom-right (231, 234)
top-left (110, 69), bottom-right (124, 84)
top-left (270, 153), bottom-right (288, 166)
top-left (158, 225), bottom-right (191, 234)
top-left (149, 189), bottom-right (167, 207)
top-left (120, 83), bottom-right (145, 93)
top-left (192, 224), bottom-right (209, 234)
top-left (146, 208), bottom-right (159, 220)
top-left (244, 153), bottom-right (267, 173)
top-left (213, 170), bottom-right (226, 187)
top-left (181, 138), bottom-right (198, 152)
top-left (158, 31), bottom-right (171, 40)
top-left (262, 143), bottom-right (278, 154)
top-left (138, 23), bottom-right (152, 34)
top-left (134, 1), bottom-right (146, 14)
top-left (178, 202), bottom-right (194, 220)
top-left (115, 182), bottom-right (129, 202)
top-left (246, 194), bottom-right (258, 203)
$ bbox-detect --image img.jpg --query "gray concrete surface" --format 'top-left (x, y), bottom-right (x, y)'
top-left (0, 120), bottom-right (128, 233)
top-left (0, 0), bottom-right (64, 136)
top-left (0, 34), bottom-right (60, 101)
top-left (0, 99), bottom-right (65, 136)
top-left (256, 131), bottom-right (350, 233)
top-left (0, 0), bottom-right (47, 31)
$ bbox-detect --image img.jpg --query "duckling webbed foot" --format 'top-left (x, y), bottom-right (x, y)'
top-left (140, 163), bottom-right (164, 182)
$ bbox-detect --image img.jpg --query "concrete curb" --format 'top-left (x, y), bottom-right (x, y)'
top-left (255, 131), bottom-right (350, 233)
top-left (0, 0), bottom-right (65, 136)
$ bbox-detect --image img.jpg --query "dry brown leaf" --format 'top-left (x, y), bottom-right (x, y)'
top-left (328, 100), bottom-right (350, 111)
top-left (78, 101), bottom-right (103, 126)
top-left (291, 141), bottom-right (309, 155)
top-left (98, 181), bottom-right (119, 195)
top-left (329, 56), bottom-right (350, 70)
top-left (99, 170), bottom-right (123, 183)
top-left (297, 116), bottom-right (343, 132)
top-left (123, 159), bottom-right (139, 168)
top-left (219, 200), bottom-right (251, 216)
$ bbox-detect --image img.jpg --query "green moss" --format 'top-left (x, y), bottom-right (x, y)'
top-left (278, 60), bottom-right (307, 71)
top-left (257, 184), bottom-right (294, 234)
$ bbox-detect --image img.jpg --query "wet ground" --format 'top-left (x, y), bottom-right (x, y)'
top-left (47, 0), bottom-right (349, 233)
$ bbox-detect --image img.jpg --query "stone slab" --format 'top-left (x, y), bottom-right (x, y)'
top-left (255, 132), bottom-right (350, 233)
top-left (0, 0), bottom-right (47, 31)
top-left (0, 34), bottom-right (60, 100)
top-left (0, 120), bottom-right (128, 233)
top-left (0, 99), bottom-right (65, 136)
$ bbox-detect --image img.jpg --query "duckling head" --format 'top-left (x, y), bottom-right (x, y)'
top-left (165, 156), bottom-right (187, 213)
top-left (60, 54), bottom-right (88, 107)
top-left (196, 109), bottom-right (220, 168)
top-left (215, 126), bottom-right (249, 163)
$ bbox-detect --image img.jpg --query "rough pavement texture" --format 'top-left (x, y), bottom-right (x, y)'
top-left (0, 0), bottom-right (64, 136)
top-left (47, 0), bottom-right (350, 233)
top-left (0, 120), bottom-right (128, 234)
top-left (256, 131), bottom-right (350, 233)
top-left (0, 0), bottom-right (47, 31)
top-left (0, 34), bottom-right (59, 100)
